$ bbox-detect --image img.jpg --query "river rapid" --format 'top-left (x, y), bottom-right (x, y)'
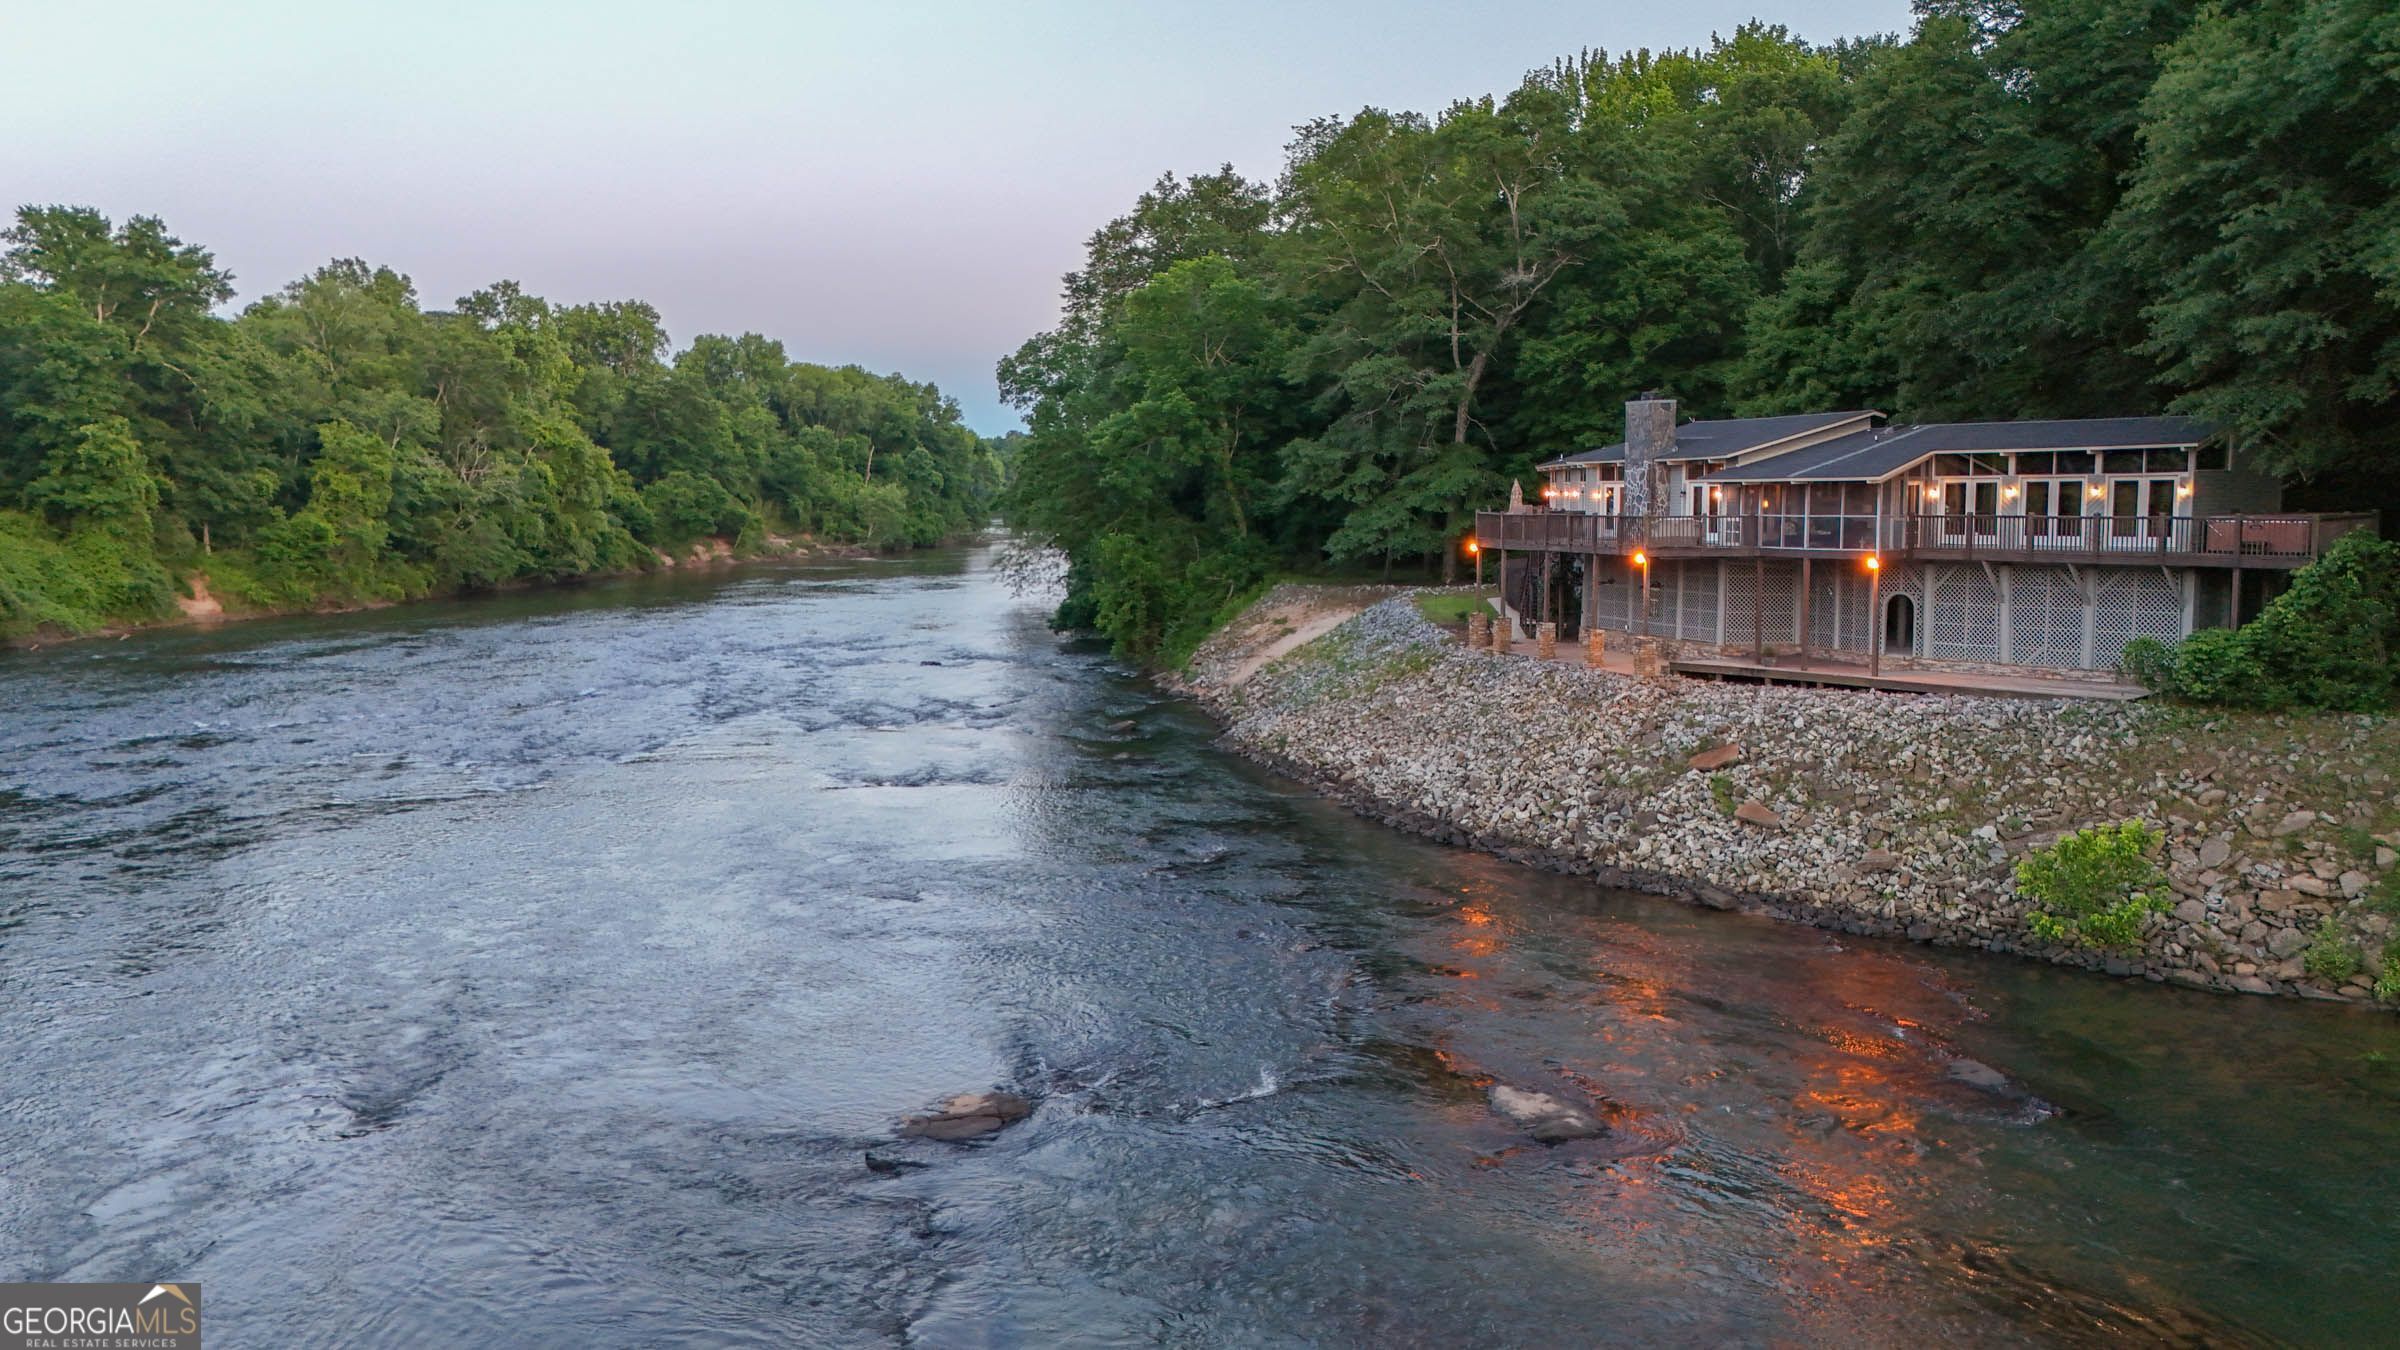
top-left (2, 544), bottom-right (2395, 1347)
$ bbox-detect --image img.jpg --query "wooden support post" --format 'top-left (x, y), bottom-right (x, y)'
top-left (1752, 555), bottom-right (1765, 660)
top-left (1868, 558), bottom-right (1884, 678)
top-left (1582, 553), bottom-right (1599, 636)
top-left (1542, 552), bottom-right (1555, 628)
top-left (1798, 555), bottom-right (1813, 665)
top-left (1496, 549), bottom-right (1508, 639)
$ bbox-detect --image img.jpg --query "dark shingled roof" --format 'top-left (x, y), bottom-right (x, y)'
top-left (1701, 415), bottom-right (2214, 483)
top-left (1543, 411), bottom-right (1877, 467)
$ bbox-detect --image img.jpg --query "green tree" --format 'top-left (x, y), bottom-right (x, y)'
top-left (2099, 0), bottom-right (2400, 490)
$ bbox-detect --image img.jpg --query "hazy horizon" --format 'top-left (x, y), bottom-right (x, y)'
top-left (3, 1), bottom-right (1914, 434)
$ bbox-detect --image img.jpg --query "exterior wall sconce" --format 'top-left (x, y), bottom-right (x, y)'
top-left (2176, 480), bottom-right (2193, 498)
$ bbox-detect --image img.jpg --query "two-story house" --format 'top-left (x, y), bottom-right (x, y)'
top-left (1476, 395), bottom-right (2374, 679)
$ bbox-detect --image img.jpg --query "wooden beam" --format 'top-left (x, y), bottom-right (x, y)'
top-left (1753, 555), bottom-right (1765, 659)
top-left (1497, 549), bottom-right (1508, 638)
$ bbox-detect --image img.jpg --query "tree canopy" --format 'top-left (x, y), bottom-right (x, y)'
top-left (1001, 6), bottom-right (2400, 661)
top-left (0, 211), bottom-right (1005, 637)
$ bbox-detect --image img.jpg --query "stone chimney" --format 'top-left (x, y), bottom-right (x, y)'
top-left (1621, 391), bottom-right (1676, 519)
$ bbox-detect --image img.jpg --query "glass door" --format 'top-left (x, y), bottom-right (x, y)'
top-left (2105, 478), bottom-right (2180, 550)
top-left (1692, 483), bottom-right (1731, 544)
top-left (2025, 479), bottom-right (2084, 549)
top-left (1939, 480), bottom-right (2000, 545)
top-left (2146, 477), bottom-right (2177, 548)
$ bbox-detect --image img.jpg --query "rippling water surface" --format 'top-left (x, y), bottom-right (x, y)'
top-left (3, 545), bottom-right (2397, 1346)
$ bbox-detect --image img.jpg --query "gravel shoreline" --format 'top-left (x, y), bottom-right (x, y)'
top-left (1177, 586), bottom-right (2400, 1006)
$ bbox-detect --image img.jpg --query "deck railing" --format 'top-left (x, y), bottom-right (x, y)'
top-left (1474, 510), bottom-right (2375, 564)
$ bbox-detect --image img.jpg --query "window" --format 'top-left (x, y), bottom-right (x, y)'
top-left (1971, 453), bottom-right (2008, 475)
top-left (2018, 452), bottom-right (2055, 476)
top-left (2104, 450), bottom-right (2144, 475)
top-left (2052, 451), bottom-right (2095, 475)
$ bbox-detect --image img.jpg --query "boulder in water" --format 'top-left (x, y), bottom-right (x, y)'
top-left (899, 1090), bottom-right (1034, 1142)
top-left (1488, 1084), bottom-right (1605, 1143)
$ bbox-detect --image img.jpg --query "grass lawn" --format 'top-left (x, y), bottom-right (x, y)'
top-left (1414, 591), bottom-right (1494, 626)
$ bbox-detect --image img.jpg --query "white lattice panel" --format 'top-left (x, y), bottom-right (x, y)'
top-left (1926, 565), bottom-right (2002, 661)
top-left (1808, 572), bottom-right (1841, 652)
top-left (1722, 564), bottom-right (1756, 649)
top-left (1679, 562), bottom-right (1721, 642)
top-left (1759, 564), bottom-right (1799, 644)
top-left (1590, 573), bottom-right (1631, 631)
top-left (2006, 566), bottom-right (2085, 667)
top-left (1803, 570), bottom-right (1872, 653)
top-left (2092, 568), bottom-right (2186, 667)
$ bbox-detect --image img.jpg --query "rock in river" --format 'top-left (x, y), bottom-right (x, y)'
top-left (899, 1090), bottom-right (1034, 1142)
top-left (1488, 1085), bottom-right (1606, 1143)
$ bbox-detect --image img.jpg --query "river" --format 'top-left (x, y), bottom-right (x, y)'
top-left (2, 543), bottom-right (2395, 1346)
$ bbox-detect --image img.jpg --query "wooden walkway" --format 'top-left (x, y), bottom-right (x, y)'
top-left (1665, 654), bottom-right (2145, 701)
top-left (1488, 622), bottom-right (2143, 702)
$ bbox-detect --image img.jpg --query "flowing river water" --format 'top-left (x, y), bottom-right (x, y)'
top-left (2, 543), bottom-right (2396, 1347)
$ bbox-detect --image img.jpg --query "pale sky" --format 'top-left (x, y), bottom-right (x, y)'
top-left (1, 1), bottom-right (1912, 432)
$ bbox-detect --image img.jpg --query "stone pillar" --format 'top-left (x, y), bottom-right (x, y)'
top-left (1621, 393), bottom-right (1677, 522)
top-left (1537, 622), bottom-right (1557, 660)
top-left (1467, 611), bottom-right (1488, 649)
top-left (1491, 613), bottom-right (1509, 652)
top-left (1586, 627), bottom-right (1606, 665)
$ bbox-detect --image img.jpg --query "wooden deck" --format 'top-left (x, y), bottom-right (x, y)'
top-left (1473, 509), bottom-right (2374, 570)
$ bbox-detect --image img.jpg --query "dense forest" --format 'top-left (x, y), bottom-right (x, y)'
top-left (0, 210), bottom-right (1006, 639)
top-left (1001, 0), bottom-right (2400, 663)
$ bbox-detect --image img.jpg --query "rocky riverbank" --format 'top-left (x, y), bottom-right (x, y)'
top-left (1178, 586), bottom-right (2400, 1006)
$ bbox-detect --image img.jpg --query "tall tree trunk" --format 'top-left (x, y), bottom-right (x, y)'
top-left (1453, 350), bottom-right (1491, 446)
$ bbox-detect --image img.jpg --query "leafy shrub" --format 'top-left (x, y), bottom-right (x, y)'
top-left (2119, 636), bottom-right (2177, 691)
top-left (2166, 627), bottom-right (2263, 705)
top-left (2015, 821), bottom-right (2167, 949)
top-left (2123, 533), bottom-right (2398, 711)
top-left (2378, 942), bottom-right (2400, 1002)
top-left (2303, 918), bottom-right (2361, 982)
